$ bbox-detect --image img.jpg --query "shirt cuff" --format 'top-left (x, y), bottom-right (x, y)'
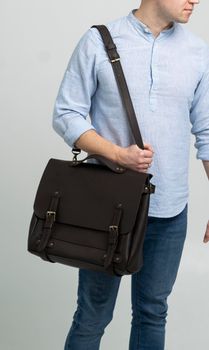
top-left (196, 145), bottom-right (209, 160)
top-left (63, 116), bottom-right (96, 148)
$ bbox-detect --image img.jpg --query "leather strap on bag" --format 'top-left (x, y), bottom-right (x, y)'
top-left (73, 24), bottom-right (144, 156)
top-left (36, 191), bottom-right (60, 260)
top-left (104, 203), bottom-right (123, 269)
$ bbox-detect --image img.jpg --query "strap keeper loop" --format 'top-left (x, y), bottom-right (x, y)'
top-left (105, 43), bottom-right (116, 51)
top-left (110, 57), bottom-right (120, 63)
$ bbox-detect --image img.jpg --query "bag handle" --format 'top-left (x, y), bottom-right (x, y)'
top-left (71, 153), bottom-right (126, 173)
top-left (72, 24), bottom-right (144, 158)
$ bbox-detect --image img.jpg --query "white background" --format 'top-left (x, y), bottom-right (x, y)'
top-left (1, 1), bottom-right (209, 349)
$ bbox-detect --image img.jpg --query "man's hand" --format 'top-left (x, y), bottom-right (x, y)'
top-left (203, 220), bottom-right (209, 243)
top-left (116, 143), bottom-right (154, 173)
top-left (75, 130), bottom-right (154, 173)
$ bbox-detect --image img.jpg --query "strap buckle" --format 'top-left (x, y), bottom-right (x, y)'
top-left (46, 211), bottom-right (56, 221)
top-left (110, 57), bottom-right (120, 63)
top-left (45, 211), bottom-right (56, 229)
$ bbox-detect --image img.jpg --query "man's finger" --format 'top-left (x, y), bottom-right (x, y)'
top-left (144, 143), bottom-right (154, 152)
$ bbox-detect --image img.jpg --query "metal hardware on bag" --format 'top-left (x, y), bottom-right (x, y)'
top-left (72, 148), bottom-right (81, 162)
top-left (113, 255), bottom-right (121, 263)
top-left (44, 211), bottom-right (56, 229)
top-left (45, 193), bottom-right (59, 227)
top-left (46, 211), bottom-right (56, 221)
top-left (72, 155), bottom-right (78, 162)
top-left (72, 158), bottom-right (79, 165)
top-left (144, 183), bottom-right (155, 194)
top-left (116, 166), bottom-right (124, 172)
top-left (102, 253), bottom-right (121, 263)
top-left (109, 225), bottom-right (118, 231)
top-left (110, 58), bottom-right (120, 63)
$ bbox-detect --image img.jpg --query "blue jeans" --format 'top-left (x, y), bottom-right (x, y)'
top-left (64, 203), bottom-right (188, 350)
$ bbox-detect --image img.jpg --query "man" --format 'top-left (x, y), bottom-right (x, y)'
top-left (52, 1), bottom-right (209, 349)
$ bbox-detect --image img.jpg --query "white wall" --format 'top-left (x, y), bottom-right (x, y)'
top-left (1, 1), bottom-right (209, 349)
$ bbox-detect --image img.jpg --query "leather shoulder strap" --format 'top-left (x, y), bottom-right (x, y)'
top-left (91, 24), bottom-right (144, 150)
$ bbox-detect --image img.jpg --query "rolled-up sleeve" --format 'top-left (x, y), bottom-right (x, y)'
top-left (189, 46), bottom-right (209, 161)
top-left (52, 29), bottom-right (98, 148)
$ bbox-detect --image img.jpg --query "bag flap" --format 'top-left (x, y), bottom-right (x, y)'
top-left (33, 158), bottom-right (151, 234)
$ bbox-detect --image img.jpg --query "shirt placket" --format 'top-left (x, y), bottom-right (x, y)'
top-left (149, 36), bottom-right (159, 112)
top-left (141, 25), bottom-right (160, 112)
top-left (139, 22), bottom-right (166, 113)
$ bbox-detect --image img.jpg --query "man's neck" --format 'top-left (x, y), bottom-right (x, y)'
top-left (134, 5), bottom-right (174, 38)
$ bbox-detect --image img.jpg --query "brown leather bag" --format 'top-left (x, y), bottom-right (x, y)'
top-left (27, 25), bottom-right (155, 276)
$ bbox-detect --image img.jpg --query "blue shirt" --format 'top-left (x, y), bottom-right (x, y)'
top-left (52, 9), bottom-right (209, 218)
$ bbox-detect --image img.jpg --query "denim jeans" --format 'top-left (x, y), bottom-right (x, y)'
top-left (64, 203), bottom-right (188, 350)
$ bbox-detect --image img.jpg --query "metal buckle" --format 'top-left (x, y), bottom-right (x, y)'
top-left (46, 211), bottom-right (56, 221)
top-left (110, 58), bottom-right (120, 63)
top-left (109, 225), bottom-right (118, 232)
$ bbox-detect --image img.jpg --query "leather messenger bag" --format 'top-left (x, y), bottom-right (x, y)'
top-left (27, 25), bottom-right (155, 276)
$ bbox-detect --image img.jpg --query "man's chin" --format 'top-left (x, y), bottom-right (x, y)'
top-left (176, 18), bottom-right (190, 24)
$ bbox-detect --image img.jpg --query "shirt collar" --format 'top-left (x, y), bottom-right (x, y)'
top-left (127, 9), bottom-right (177, 40)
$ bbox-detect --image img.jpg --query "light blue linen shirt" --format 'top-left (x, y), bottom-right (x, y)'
top-left (52, 9), bottom-right (209, 218)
